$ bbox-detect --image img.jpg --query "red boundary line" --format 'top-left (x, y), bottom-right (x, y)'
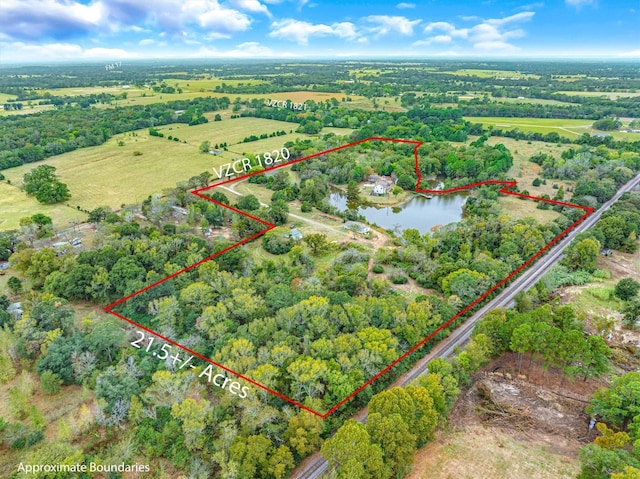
top-left (104, 137), bottom-right (594, 418)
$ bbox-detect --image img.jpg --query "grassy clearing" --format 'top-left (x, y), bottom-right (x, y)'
top-left (344, 96), bottom-right (406, 112)
top-left (0, 104), bottom-right (55, 117)
top-left (408, 426), bottom-right (579, 479)
top-left (437, 69), bottom-right (540, 79)
top-left (493, 96), bottom-right (575, 106)
top-left (0, 93), bottom-right (18, 103)
top-left (498, 196), bottom-right (561, 224)
top-left (469, 136), bottom-right (572, 222)
top-left (0, 181), bottom-right (85, 231)
top-left (467, 117), bottom-right (640, 141)
top-left (557, 91), bottom-right (640, 99)
top-left (464, 116), bottom-right (592, 137)
top-left (569, 251), bottom-right (639, 316)
top-left (477, 136), bottom-right (574, 197)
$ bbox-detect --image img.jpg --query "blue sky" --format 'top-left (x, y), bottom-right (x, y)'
top-left (0, 0), bottom-right (638, 62)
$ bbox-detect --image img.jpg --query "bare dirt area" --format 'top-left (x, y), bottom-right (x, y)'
top-left (408, 353), bottom-right (603, 479)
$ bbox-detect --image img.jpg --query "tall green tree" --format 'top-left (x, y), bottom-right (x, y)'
top-left (367, 412), bottom-right (416, 477)
top-left (321, 419), bottom-right (384, 479)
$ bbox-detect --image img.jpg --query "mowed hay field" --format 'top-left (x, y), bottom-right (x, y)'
top-left (0, 182), bottom-right (86, 230)
top-left (37, 79), bottom-right (363, 108)
top-left (464, 117), bottom-right (593, 138)
top-left (1, 118), bottom-right (354, 230)
top-left (465, 116), bottom-right (640, 141)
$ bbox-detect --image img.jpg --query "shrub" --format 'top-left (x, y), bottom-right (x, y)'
top-left (133, 150), bottom-right (143, 156)
top-left (391, 275), bottom-right (408, 284)
top-left (615, 278), bottom-right (640, 301)
top-left (8, 277), bottom-right (22, 294)
top-left (301, 202), bottom-right (312, 213)
top-left (532, 178), bottom-right (542, 187)
top-left (40, 371), bottom-right (62, 395)
top-left (262, 231), bottom-right (293, 255)
top-left (162, 224), bottom-right (177, 235)
top-left (592, 269), bottom-right (611, 280)
top-left (372, 264), bottom-right (384, 274)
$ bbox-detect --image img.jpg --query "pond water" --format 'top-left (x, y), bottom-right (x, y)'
top-left (329, 188), bottom-right (468, 234)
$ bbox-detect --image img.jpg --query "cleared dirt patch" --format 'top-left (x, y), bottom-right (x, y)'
top-left (408, 425), bottom-right (579, 479)
top-left (408, 352), bottom-right (604, 479)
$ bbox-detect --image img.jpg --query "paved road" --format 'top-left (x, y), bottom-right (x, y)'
top-left (291, 173), bottom-right (640, 479)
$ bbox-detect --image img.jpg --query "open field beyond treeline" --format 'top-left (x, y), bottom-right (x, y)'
top-left (465, 116), bottom-right (640, 141)
top-left (0, 117), bottom-right (353, 230)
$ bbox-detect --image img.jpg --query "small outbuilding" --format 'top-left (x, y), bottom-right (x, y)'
top-left (344, 221), bottom-right (370, 234)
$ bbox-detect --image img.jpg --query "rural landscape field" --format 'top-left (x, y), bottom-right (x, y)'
top-left (1, 1), bottom-right (640, 478)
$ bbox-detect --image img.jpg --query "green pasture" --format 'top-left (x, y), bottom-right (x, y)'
top-left (493, 96), bottom-right (575, 106)
top-left (464, 116), bottom-right (593, 137)
top-left (0, 181), bottom-right (85, 231)
top-left (437, 69), bottom-right (540, 79)
top-left (0, 118), bottom-right (353, 231)
top-left (468, 116), bottom-right (639, 141)
top-left (556, 91), bottom-right (640, 99)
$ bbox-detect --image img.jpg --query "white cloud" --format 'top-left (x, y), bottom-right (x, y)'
top-left (412, 35), bottom-right (451, 46)
top-left (566, 0), bottom-right (595, 7)
top-left (485, 11), bottom-right (535, 26)
top-left (0, 0), bottom-right (105, 40)
top-left (0, 41), bottom-right (138, 62)
top-left (364, 15), bottom-right (421, 36)
top-left (424, 22), bottom-right (469, 38)
top-left (228, 0), bottom-right (271, 16)
top-left (138, 38), bottom-right (155, 45)
top-left (0, 0), bottom-right (254, 43)
top-left (422, 11), bottom-right (534, 52)
top-left (516, 2), bottom-right (544, 11)
top-left (232, 41), bottom-right (273, 56)
top-left (396, 2), bottom-right (415, 9)
top-left (269, 19), bottom-right (357, 44)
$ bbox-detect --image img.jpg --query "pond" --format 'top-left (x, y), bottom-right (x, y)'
top-left (329, 188), bottom-right (468, 235)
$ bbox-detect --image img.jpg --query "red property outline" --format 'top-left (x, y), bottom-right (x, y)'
top-left (104, 137), bottom-right (594, 418)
